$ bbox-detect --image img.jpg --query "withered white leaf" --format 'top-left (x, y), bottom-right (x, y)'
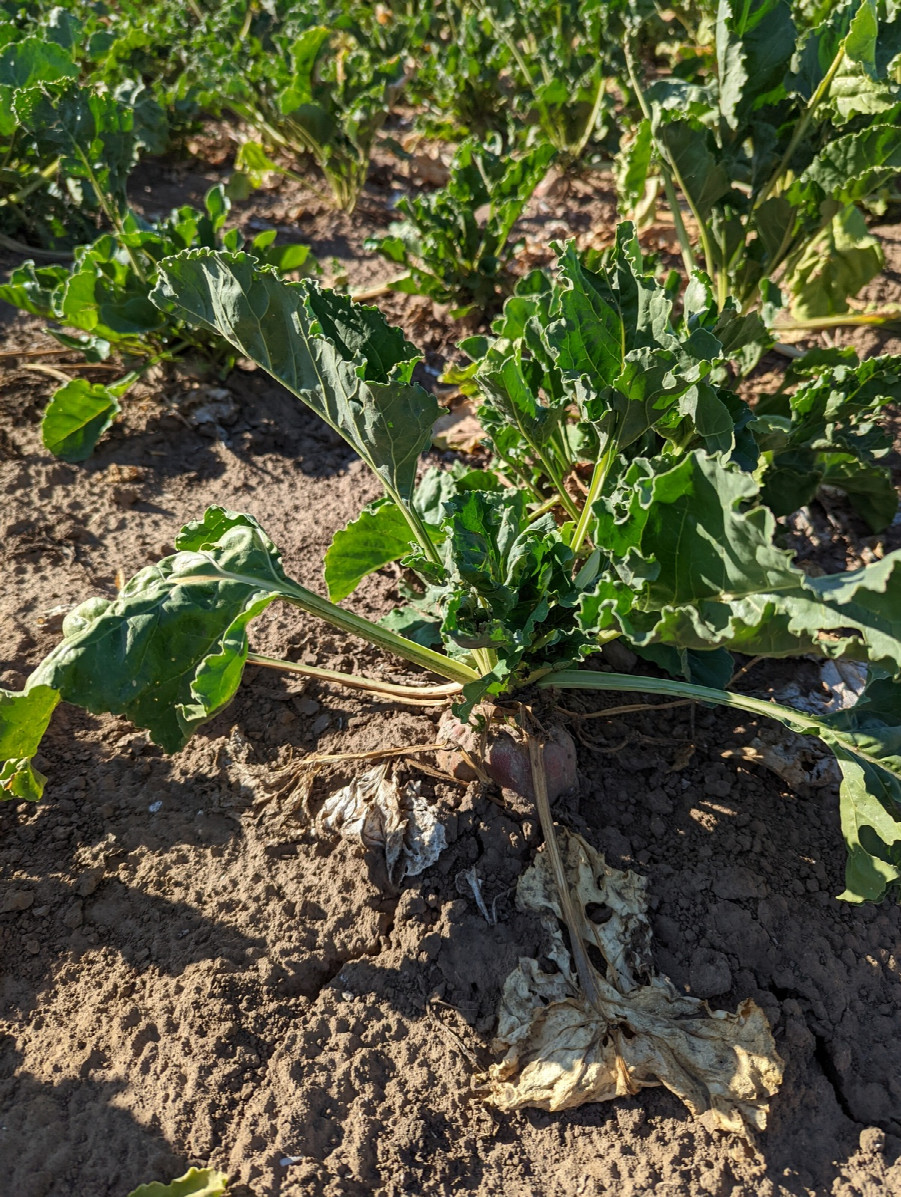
top-left (486, 829), bottom-right (783, 1134)
top-left (316, 762), bottom-right (446, 882)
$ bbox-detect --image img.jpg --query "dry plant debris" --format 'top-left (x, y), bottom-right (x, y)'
top-left (315, 762), bottom-right (447, 883)
top-left (487, 828), bottom-right (783, 1135)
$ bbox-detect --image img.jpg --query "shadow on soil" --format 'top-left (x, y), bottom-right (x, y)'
top-left (0, 1039), bottom-right (188, 1197)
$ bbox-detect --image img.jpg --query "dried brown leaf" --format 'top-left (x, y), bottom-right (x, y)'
top-left (486, 830), bottom-right (783, 1134)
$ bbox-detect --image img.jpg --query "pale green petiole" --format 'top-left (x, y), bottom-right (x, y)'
top-left (537, 668), bottom-right (810, 730)
top-left (178, 571), bottom-right (479, 686)
top-left (246, 651), bottom-right (463, 701)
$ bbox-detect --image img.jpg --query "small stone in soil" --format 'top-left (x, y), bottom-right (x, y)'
top-left (0, 889), bottom-right (34, 913)
top-left (859, 1127), bottom-right (885, 1154)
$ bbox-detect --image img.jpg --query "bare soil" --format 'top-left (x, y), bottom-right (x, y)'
top-left (1, 146), bottom-right (901, 1197)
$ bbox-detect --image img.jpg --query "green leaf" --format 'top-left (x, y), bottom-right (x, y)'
top-left (278, 26), bottom-right (331, 114)
top-left (788, 206), bottom-right (882, 318)
top-left (14, 83), bottom-right (138, 215)
top-left (254, 240), bottom-right (314, 272)
top-left (0, 36), bottom-right (78, 87)
top-left (821, 455), bottom-right (898, 532)
top-left (631, 643), bottom-right (735, 690)
top-left (716, 0), bottom-right (795, 130)
top-left (0, 685), bottom-right (59, 802)
top-left (126, 1167), bottom-right (229, 1197)
top-left (657, 122), bottom-right (733, 220)
top-left (324, 499), bottom-right (417, 602)
top-left (554, 241), bottom-right (624, 388)
top-left (800, 125), bottom-right (901, 204)
top-left (41, 373), bottom-right (139, 462)
top-left (150, 250), bottom-right (439, 507)
top-left (28, 508), bottom-right (295, 753)
top-left (755, 351), bottom-right (901, 523)
top-left (614, 119), bottom-right (653, 215)
top-left (844, 0), bottom-right (879, 72)
top-left (816, 676), bottom-right (901, 902)
top-left (594, 451), bottom-right (901, 670)
top-left (366, 138), bottom-right (554, 310)
top-left (233, 140), bottom-right (282, 188)
top-left (323, 464), bottom-right (480, 601)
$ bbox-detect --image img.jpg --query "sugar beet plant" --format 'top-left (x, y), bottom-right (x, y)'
top-left (366, 137), bottom-right (555, 314)
top-left (205, 20), bottom-right (406, 213)
top-left (3, 225), bottom-right (901, 915)
top-left (0, 44), bottom-right (166, 251)
top-left (624, 0), bottom-right (901, 322)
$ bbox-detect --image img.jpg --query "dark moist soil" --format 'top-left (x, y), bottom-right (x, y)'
top-left (1, 144), bottom-right (901, 1197)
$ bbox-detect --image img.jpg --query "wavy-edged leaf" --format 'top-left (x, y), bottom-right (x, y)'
top-left (553, 241), bottom-right (624, 387)
top-left (593, 452), bottom-right (901, 670)
top-left (0, 36), bottom-right (78, 88)
top-left (126, 1167), bottom-right (229, 1197)
top-left (800, 125), bottom-right (901, 204)
top-left (150, 250), bottom-right (439, 505)
top-left (28, 508), bottom-right (295, 753)
top-left (755, 351), bottom-right (901, 525)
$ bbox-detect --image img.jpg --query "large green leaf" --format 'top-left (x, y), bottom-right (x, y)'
top-left (716, 0), bottom-right (795, 130)
top-left (656, 122), bottom-right (734, 221)
top-left (800, 125), bottom-right (901, 204)
top-left (593, 452), bottom-right (901, 669)
top-left (14, 83), bottom-right (138, 215)
top-left (553, 242), bottom-right (624, 387)
top-left (150, 250), bottom-right (440, 506)
top-left (788, 206), bottom-right (883, 318)
top-left (28, 508), bottom-right (294, 753)
top-left (0, 36), bottom-right (78, 88)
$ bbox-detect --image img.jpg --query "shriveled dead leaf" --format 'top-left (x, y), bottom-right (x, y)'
top-left (486, 829), bottom-right (783, 1134)
top-left (727, 725), bottom-right (839, 790)
top-left (775, 659), bottom-right (867, 716)
top-left (316, 762), bottom-right (446, 882)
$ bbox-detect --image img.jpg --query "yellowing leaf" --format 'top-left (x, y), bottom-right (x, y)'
top-left (126, 1166), bottom-right (228, 1197)
top-left (486, 829), bottom-right (783, 1134)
